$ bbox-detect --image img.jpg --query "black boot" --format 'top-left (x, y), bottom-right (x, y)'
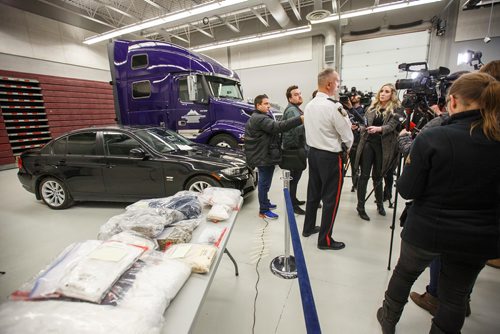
top-left (377, 203), bottom-right (386, 216)
top-left (357, 207), bottom-right (370, 221)
top-left (377, 294), bottom-right (405, 334)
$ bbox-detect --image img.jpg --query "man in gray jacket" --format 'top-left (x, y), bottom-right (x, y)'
top-left (282, 85), bottom-right (307, 215)
top-left (244, 94), bottom-right (303, 220)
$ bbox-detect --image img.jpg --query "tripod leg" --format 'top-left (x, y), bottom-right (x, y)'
top-left (387, 154), bottom-right (403, 271)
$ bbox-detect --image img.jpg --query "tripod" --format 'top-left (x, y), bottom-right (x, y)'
top-left (386, 153), bottom-right (403, 270)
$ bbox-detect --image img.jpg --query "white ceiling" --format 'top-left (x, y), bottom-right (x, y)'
top-left (0, 0), bottom-right (492, 47)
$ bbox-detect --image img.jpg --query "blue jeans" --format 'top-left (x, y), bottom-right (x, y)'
top-left (384, 240), bottom-right (486, 333)
top-left (257, 165), bottom-right (275, 213)
top-left (427, 257), bottom-right (441, 297)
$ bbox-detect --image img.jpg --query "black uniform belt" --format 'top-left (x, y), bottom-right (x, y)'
top-left (310, 147), bottom-right (341, 155)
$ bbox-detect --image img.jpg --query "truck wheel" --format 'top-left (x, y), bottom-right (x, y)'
top-left (39, 177), bottom-right (74, 209)
top-left (185, 175), bottom-right (222, 193)
top-left (209, 134), bottom-right (238, 149)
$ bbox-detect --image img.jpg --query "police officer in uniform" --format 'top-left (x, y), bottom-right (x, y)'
top-left (302, 68), bottom-right (354, 250)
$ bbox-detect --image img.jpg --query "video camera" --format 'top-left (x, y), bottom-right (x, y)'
top-left (339, 86), bottom-right (373, 107)
top-left (395, 62), bottom-right (450, 133)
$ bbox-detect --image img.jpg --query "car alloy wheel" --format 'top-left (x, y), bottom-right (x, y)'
top-left (39, 177), bottom-right (73, 209)
top-left (189, 180), bottom-right (212, 192)
top-left (186, 175), bottom-right (222, 193)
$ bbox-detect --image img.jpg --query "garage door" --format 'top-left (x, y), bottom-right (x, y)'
top-left (341, 30), bottom-right (430, 93)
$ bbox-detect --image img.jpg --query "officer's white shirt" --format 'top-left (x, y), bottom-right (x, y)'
top-left (304, 92), bottom-right (354, 153)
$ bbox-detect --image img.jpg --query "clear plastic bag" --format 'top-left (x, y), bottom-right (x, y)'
top-left (163, 243), bottom-right (218, 273)
top-left (109, 230), bottom-right (158, 251)
top-left (15, 241), bottom-right (103, 300)
top-left (193, 224), bottom-right (227, 245)
top-left (156, 218), bottom-right (202, 250)
top-left (98, 209), bottom-right (166, 239)
top-left (0, 254), bottom-right (191, 334)
top-left (198, 187), bottom-right (242, 210)
top-left (126, 193), bottom-right (201, 221)
top-left (57, 241), bottom-right (145, 303)
top-left (206, 204), bottom-right (232, 222)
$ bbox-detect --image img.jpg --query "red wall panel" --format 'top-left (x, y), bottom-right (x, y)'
top-left (0, 70), bottom-right (116, 167)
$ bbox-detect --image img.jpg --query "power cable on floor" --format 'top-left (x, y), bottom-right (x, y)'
top-left (252, 218), bottom-right (270, 334)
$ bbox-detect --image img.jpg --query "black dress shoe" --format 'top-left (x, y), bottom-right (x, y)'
top-left (318, 240), bottom-right (345, 250)
top-left (294, 206), bottom-right (306, 215)
top-left (351, 186), bottom-right (356, 192)
top-left (296, 200), bottom-right (306, 205)
top-left (302, 226), bottom-right (320, 237)
top-left (357, 208), bottom-right (370, 221)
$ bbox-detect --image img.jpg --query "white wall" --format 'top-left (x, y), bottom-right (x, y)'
top-left (204, 36), bottom-right (321, 110)
top-left (0, 3), bottom-right (110, 82)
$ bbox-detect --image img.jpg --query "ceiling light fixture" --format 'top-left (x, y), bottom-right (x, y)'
top-left (310, 0), bottom-right (442, 24)
top-left (192, 25), bottom-right (312, 52)
top-left (83, 0), bottom-right (247, 45)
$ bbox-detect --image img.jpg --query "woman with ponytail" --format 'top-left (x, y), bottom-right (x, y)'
top-left (354, 83), bottom-right (403, 220)
top-left (377, 72), bottom-right (500, 334)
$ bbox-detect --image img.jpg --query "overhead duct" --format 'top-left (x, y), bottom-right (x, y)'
top-left (306, 0), bottom-right (331, 22)
top-left (264, 0), bottom-right (292, 28)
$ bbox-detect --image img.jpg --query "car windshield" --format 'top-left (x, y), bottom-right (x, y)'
top-left (134, 128), bottom-right (192, 152)
top-left (206, 76), bottom-right (243, 100)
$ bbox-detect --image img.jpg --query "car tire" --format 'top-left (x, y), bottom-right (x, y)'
top-left (208, 134), bottom-right (238, 149)
top-left (185, 175), bottom-right (222, 193)
top-left (39, 177), bottom-right (74, 209)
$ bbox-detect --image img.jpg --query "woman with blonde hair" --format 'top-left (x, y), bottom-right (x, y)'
top-left (354, 83), bottom-right (402, 220)
top-left (377, 72), bottom-right (500, 334)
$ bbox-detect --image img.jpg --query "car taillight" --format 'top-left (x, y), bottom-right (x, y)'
top-left (16, 156), bottom-right (23, 169)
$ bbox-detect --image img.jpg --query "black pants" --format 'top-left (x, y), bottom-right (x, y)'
top-left (303, 148), bottom-right (344, 246)
top-left (383, 159), bottom-right (397, 201)
top-left (349, 144), bottom-right (359, 187)
top-left (289, 169), bottom-right (303, 207)
top-left (384, 240), bottom-right (485, 333)
top-left (357, 141), bottom-right (383, 209)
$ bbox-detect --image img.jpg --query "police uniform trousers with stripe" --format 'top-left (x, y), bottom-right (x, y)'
top-left (303, 147), bottom-right (344, 246)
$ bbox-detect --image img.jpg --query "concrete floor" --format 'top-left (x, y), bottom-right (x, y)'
top-left (0, 167), bottom-right (499, 333)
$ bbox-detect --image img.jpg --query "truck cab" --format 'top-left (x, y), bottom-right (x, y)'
top-left (109, 40), bottom-right (258, 148)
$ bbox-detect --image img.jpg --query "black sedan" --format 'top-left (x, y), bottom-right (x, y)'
top-left (17, 126), bottom-right (256, 209)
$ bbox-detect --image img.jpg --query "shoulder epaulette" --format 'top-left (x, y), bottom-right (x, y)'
top-left (327, 98), bottom-right (347, 117)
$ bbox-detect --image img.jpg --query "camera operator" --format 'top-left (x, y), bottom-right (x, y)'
top-left (340, 93), bottom-right (366, 191)
top-left (377, 72), bottom-right (500, 334)
top-left (397, 71), bottom-right (469, 157)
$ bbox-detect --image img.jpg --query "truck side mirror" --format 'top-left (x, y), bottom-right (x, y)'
top-left (187, 74), bottom-right (198, 101)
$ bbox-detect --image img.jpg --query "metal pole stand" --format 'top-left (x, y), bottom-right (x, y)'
top-left (270, 169), bottom-right (298, 279)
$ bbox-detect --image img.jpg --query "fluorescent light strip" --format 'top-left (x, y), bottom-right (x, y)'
top-left (192, 25), bottom-right (312, 52)
top-left (311, 0), bottom-right (442, 24)
top-left (83, 0), bottom-right (247, 45)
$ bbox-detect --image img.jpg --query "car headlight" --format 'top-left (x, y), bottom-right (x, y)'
top-left (220, 166), bottom-right (247, 177)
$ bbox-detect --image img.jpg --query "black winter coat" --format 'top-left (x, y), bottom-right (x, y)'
top-left (244, 110), bottom-right (302, 168)
top-left (398, 110), bottom-right (500, 259)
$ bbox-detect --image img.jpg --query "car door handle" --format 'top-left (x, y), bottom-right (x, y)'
top-left (57, 160), bottom-right (66, 166)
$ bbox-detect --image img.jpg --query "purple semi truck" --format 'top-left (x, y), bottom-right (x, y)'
top-left (108, 39), bottom-right (265, 148)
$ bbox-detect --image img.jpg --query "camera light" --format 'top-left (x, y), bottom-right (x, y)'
top-left (457, 52), bottom-right (471, 66)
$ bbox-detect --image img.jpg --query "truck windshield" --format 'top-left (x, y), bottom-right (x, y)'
top-left (206, 76), bottom-right (243, 100)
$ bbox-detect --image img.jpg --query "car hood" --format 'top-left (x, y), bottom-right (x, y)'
top-left (161, 143), bottom-right (247, 168)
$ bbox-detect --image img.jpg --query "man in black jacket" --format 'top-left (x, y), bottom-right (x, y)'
top-left (244, 94), bottom-right (303, 219)
top-left (282, 85), bottom-right (307, 215)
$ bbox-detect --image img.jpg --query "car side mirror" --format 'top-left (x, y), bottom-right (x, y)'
top-left (129, 147), bottom-right (147, 159)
